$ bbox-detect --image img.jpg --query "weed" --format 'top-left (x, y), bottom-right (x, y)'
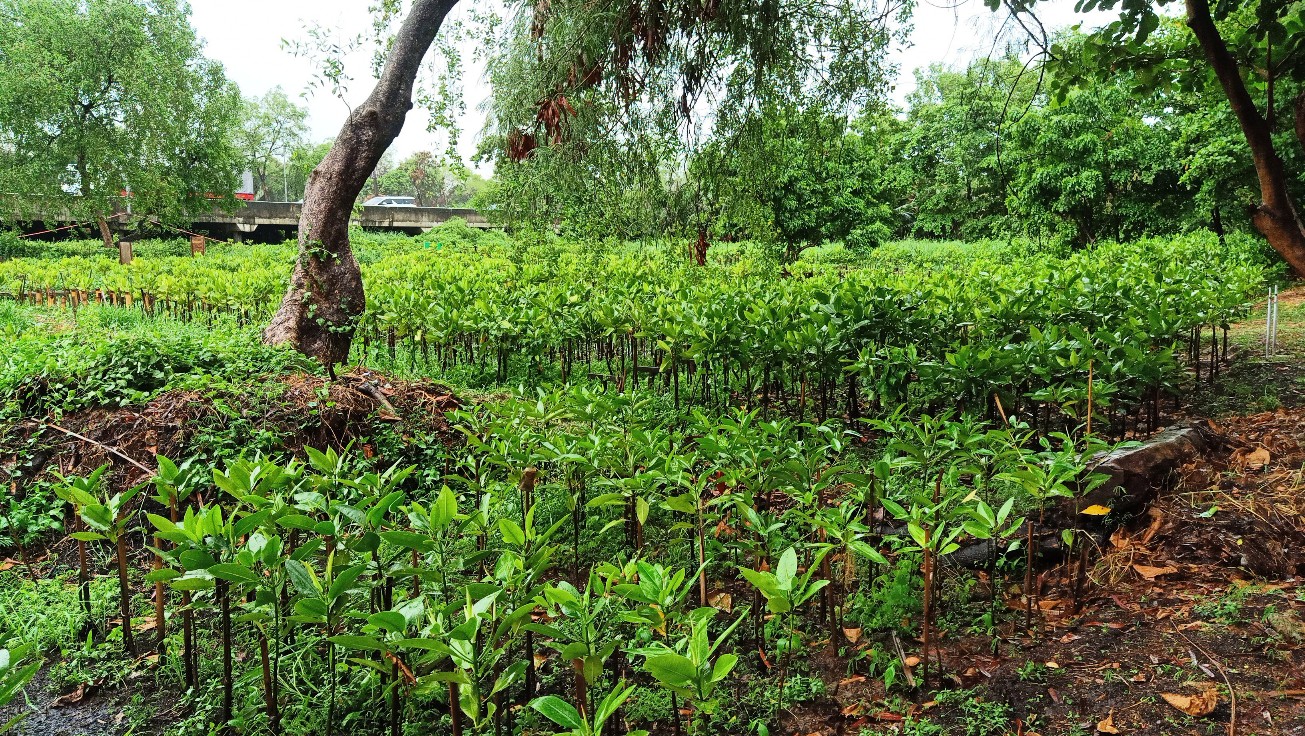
top-left (935, 688), bottom-right (1014, 736)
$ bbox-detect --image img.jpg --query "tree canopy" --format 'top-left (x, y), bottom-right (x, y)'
top-left (0, 0), bottom-right (242, 237)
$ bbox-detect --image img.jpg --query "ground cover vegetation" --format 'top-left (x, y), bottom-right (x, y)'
top-left (1, 228), bottom-right (1302, 736)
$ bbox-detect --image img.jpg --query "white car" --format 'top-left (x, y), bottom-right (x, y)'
top-left (363, 196), bottom-right (416, 206)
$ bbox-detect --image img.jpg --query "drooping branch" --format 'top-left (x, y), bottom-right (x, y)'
top-left (265, 0), bottom-right (461, 366)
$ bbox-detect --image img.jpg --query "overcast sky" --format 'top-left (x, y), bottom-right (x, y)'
top-left (189, 0), bottom-right (1107, 176)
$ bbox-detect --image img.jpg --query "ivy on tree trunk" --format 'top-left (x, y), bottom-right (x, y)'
top-left (264, 0), bottom-right (460, 365)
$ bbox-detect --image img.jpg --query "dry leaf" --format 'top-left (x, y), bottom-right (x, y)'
top-left (1097, 709), bottom-right (1121, 733)
top-left (708, 592), bottom-right (732, 613)
top-left (1242, 448), bottom-right (1271, 468)
top-left (1045, 661), bottom-right (1060, 669)
top-left (904, 655), bottom-right (921, 667)
top-left (1161, 685), bottom-right (1219, 716)
top-left (1132, 564), bottom-right (1178, 580)
top-left (842, 626), bottom-right (862, 644)
top-left (1081, 504), bottom-right (1113, 516)
top-left (840, 703), bottom-right (864, 717)
top-left (51, 684), bottom-right (87, 708)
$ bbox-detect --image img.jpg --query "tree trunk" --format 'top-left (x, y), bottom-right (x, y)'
top-left (97, 216), bottom-right (114, 250)
top-left (263, 0), bottom-right (460, 365)
top-left (1185, 0), bottom-right (1305, 274)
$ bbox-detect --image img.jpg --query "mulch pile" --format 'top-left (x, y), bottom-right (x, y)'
top-left (1, 369), bottom-right (463, 489)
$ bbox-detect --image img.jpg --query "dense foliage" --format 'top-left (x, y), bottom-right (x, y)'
top-left (0, 230), bottom-right (1274, 735)
top-left (0, 0), bottom-right (243, 227)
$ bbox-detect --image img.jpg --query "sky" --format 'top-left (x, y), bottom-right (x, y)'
top-left (189, 0), bottom-right (1109, 176)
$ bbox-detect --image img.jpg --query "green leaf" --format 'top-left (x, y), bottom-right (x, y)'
top-left (285, 559), bottom-right (321, 598)
top-left (498, 518), bottom-right (526, 547)
top-left (530, 695), bottom-right (584, 731)
top-left (208, 563), bottom-right (261, 586)
top-left (368, 611), bottom-right (407, 635)
top-left (646, 653), bottom-right (697, 688)
top-left (327, 564), bottom-right (364, 602)
top-left (776, 547), bottom-right (797, 585)
top-left (328, 635), bottom-right (385, 651)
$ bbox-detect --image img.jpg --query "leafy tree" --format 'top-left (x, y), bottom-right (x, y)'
top-left (894, 55), bottom-right (1036, 240)
top-left (1020, 0), bottom-right (1305, 270)
top-left (695, 101), bottom-right (899, 259)
top-left (267, 0), bottom-right (909, 364)
top-left (377, 151), bottom-right (448, 206)
top-left (0, 0), bottom-right (242, 247)
top-left (1005, 77), bottom-right (1191, 245)
top-left (237, 86), bottom-right (309, 201)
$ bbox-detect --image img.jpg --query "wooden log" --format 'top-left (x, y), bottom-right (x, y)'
top-left (1066, 420), bottom-right (1221, 525)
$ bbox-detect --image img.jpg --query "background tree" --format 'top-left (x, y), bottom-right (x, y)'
top-left (894, 55), bottom-right (1034, 240)
top-left (694, 100), bottom-right (899, 260)
top-left (0, 0), bottom-right (242, 247)
top-left (237, 87), bottom-right (309, 201)
top-left (1020, 0), bottom-right (1305, 270)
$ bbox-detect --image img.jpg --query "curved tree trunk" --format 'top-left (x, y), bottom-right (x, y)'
top-left (264, 0), bottom-right (460, 365)
top-left (1185, 0), bottom-right (1305, 274)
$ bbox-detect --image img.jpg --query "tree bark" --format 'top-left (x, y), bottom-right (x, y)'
top-left (1185, 0), bottom-right (1305, 274)
top-left (264, 0), bottom-right (460, 365)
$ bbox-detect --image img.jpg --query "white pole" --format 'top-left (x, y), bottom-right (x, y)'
top-left (1267, 289), bottom-right (1273, 358)
top-left (1272, 287), bottom-right (1279, 355)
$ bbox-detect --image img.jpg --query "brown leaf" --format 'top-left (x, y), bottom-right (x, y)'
top-left (1132, 564), bottom-right (1178, 580)
top-left (1161, 684), bottom-right (1219, 716)
top-left (51, 684), bottom-right (87, 708)
top-left (842, 626), bottom-right (862, 644)
top-left (1096, 709), bottom-right (1121, 733)
top-left (708, 592), bottom-right (732, 613)
top-left (840, 703), bottom-right (864, 716)
top-left (1241, 447), bottom-right (1271, 468)
top-left (904, 655), bottom-right (921, 667)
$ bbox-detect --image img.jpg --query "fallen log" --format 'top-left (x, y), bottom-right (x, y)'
top-left (1059, 419), bottom-right (1221, 528)
top-left (940, 420), bottom-right (1223, 569)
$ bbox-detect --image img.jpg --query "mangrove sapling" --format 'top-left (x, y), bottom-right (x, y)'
top-left (528, 573), bottom-right (621, 721)
top-left (999, 431), bottom-right (1110, 634)
top-left (70, 477), bottom-right (145, 655)
top-left (414, 590), bottom-right (529, 735)
top-left (739, 545), bottom-right (830, 711)
top-left (54, 466), bottom-right (109, 641)
top-left (878, 487), bottom-right (968, 689)
top-left (490, 492), bottom-right (567, 713)
top-left (148, 455), bottom-right (199, 655)
top-left (661, 454), bottom-right (716, 606)
top-left (629, 606), bottom-right (748, 735)
top-left (806, 500), bottom-right (888, 639)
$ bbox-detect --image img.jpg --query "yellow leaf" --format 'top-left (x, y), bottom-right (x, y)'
top-left (1161, 685), bottom-right (1219, 716)
top-left (1096, 709), bottom-right (1121, 734)
top-left (1081, 504), bottom-right (1113, 516)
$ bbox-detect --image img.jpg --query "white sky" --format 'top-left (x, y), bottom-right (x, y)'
top-left (189, 0), bottom-right (1110, 176)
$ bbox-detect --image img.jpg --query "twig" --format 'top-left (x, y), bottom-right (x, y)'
top-left (890, 630), bottom-right (917, 689)
top-left (1171, 622), bottom-right (1236, 736)
top-left (42, 422), bottom-right (154, 475)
